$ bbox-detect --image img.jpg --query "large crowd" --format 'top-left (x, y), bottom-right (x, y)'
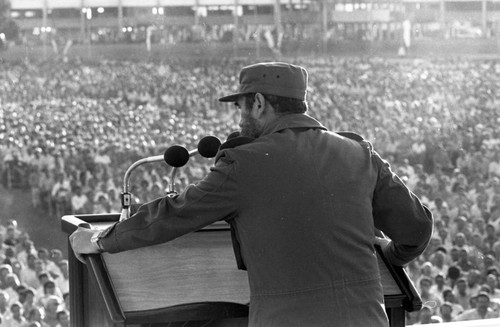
top-left (0, 54), bottom-right (500, 325)
top-left (0, 218), bottom-right (69, 327)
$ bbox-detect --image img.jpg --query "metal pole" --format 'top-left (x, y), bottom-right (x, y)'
top-left (80, 1), bottom-right (85, 43)
top-left (118, 0), bottom-right (123, 40)
top-left (273, 0), bottom-right (282, 58)
top-left (440, 0), bottom-right (445, 37)
top-left (42, 0), bottom-right (48, 59)
top-left (234, 0), bottom-right (239, 57)
top-left (322, 0), bottom-right (328, 54)
top-left (87, 8), bottom-right (92, 59)
top-left (254, 2), bottom-right (261, 58)
top-left (194, 0), bottom-right (200, 26)
top-left (481, 0), bottom-right (487, 37)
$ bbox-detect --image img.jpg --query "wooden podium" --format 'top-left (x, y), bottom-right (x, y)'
top-left (61, 214), bottom-right (421, 327)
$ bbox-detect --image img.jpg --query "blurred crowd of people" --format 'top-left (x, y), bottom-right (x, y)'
top-left (0, 218), bottom-right (69, 327)
top-left (1, 56), bottom-right (500, 325)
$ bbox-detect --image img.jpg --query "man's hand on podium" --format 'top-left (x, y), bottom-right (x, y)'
top-left (374, 236), bottom-right (391, 252)
top-left (374, 236), bottom-right (409, 268)
top-left (69, 225), bottom-right (101, 264)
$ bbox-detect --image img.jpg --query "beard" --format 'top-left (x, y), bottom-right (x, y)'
top-left (240, 113), bottom-right (261, 138)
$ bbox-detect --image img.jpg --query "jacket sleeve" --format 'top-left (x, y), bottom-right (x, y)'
top-left (99, 156), bottom-right (239, 253)
top-left (371, 148), bottom-right (433, 266)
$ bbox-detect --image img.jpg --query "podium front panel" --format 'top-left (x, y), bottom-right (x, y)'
top-left (377, 251), bottom-right (401, 296)
top-left (102, 230), bottom-right (250, 312)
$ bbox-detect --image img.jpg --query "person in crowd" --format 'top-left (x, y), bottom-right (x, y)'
top-left (453, 278), bottom-right (472, 311)
top-left (70, 186), bottom-right (90, 215)
top-left (429, 251), bottom-right (449, 276)
top-left (485, 273), bottom-right (500, 300)
top-left (34, 273), bottom-right (51, 304)
top-left (69, 61), bottom-right (433, 326)
top-left (442, 289), bottom-right (464, 317)
top-left (454, 292), bottom-right (499, 321)
top-left (4, 273), bottom-right (21, 305)
top-left (60, 293), bottom-right (69, 314)
top-left (3, 301), bottom-right (26, 327)
top-left (54, 261), bottom-right (69, 295)
top-left (419, 277), bottom-right (442, 309)
top-left (5, 223), bottom-right (20, 247)
top-left (438, 302), bottom-right (454, 322)
top-left (3, 246), bottom-right (18, 266)
top-left (484, 224), bottom-right (498, 253)
top-left (28, 166), bottom-right (41, 209)
top-left (20, 288), bottom-right (37, 321)
top-left (19, 254), bottom-right (39, 290)
top-left (50, 173), bottom-right (71, 218)
top-left (0, 290), bottom-right (10, 317)
top-left (49, 250), bottom-right (64, 270)
top-left (36, 249), bottom-right (59, 279)
top-left (16, 239), bottom-right (36, 269)
top-left (43, 296), bottom-right (61, 327)
top-left (37, 281), bottom-right (62, 308)
top-left (466, 269), bottom-right (483, 296)
top-left (413, 305), bottom-right (434, 325)
top-left (0, 233), bottom-right (9, 260)
top-left (429, 273), bottom-right (447, 304)
top-left (55, 310), bottom-right (69, 327)
top-left (92, 194), bottom-right (111, 214)
top-left (24, 306), bottom-right (48, 327)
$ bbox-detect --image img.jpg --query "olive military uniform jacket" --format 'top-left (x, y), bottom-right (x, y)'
top-left (100, 113), bottom-right (433, 326)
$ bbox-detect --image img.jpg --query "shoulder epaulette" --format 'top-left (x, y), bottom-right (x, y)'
top-left (337, 131), bottom-right (365, 142)
top-left (337, 131), bottom-right (375, 154)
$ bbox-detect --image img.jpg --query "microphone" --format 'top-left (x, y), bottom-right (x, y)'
top-left (119, 136), bottom-right (222, 221)
top-left (163, 136), bottom-right (221, 162)
top-left (164, 145), bottom-right (189, 167)
top-left (197, 135), bottom-right (221, 158)
top-left (164, 136), bottom-right (221, 196)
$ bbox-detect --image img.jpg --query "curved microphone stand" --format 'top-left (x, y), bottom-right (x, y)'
top-left (119, 136), bottom-right (221, 222)
top-left (120, 154), bottom-right (169, 222)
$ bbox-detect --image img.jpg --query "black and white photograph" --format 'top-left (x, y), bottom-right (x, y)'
top-left (0, 0), bottom-right (499, 326)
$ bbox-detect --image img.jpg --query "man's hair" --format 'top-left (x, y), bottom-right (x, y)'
top-left (476, 291), bottom-right (490, 301)
top-left (441, 301), bottom-right (453, 309)
top-left (58, 260), bottom-right (69, 267)
top-left (37, 271), bottom-right (49, 281)
top-left (10, 301), bottom-right (21, 310)
top-left (43, 280), bottom-right (56, 292)
top-left (419, 276), bottom-right (432, 286)
top-left (56, 309), bottom-right (69, 321)
top-left (244, 93), bottom-right (308, 115)
top-left (443, 289), bottom-right (453, 298)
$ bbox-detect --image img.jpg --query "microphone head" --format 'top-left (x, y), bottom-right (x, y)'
top-left (197, 136), bottom-right (221, 158)
top-left (164, 145), bottom-right (189, 167)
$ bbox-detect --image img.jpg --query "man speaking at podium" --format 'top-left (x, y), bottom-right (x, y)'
top-left (70, 62), bottom-right (433, 326)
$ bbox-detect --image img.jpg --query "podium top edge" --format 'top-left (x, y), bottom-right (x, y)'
top-left (61, 213), bottom-right (120, 234)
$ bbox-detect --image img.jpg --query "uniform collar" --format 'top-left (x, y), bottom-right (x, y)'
top-left (261, 113), bottom-right (328, 136)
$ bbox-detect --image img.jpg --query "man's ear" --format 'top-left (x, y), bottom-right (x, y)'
top-left (254, 93), bottom-right (267, 117)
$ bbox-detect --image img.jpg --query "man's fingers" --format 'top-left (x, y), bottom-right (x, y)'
top-left (374, 236), bottom-right (391, 249)
top-left (74, 251), bottom-right (87, 265)
top-left (69, 227), bottom-right (95, 264)
top-left (69, 231), bottom-right (87, 264)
